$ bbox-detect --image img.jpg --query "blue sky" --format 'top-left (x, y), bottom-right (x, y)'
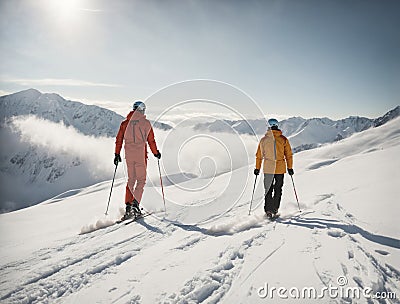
top-left (0, 0), bottom-right (399, 119)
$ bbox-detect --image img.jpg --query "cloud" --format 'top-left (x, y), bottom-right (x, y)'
top-left (150, 111), bottom-right (247, 128)
top-left (1, 78), bottom-right (123, 88)
top-left (64, 95), bottom-right (130, 116)
top-left (0, 90), bottom-right (12, 96)
top-left (0, 115), bottom-right (116, 212)
top-left (9, 115), bottom-right (114, 173)
top-left (79, 8), bottom-right (103, 13)
top-left (264, 114), bottom-right (292, 121)
top-left (145, 124), bottom-right (258, 185)
top-left (1, 112), bottom-right (260, 214)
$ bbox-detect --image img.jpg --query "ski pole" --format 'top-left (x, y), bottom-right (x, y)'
top-left (248, 174), bottom-right (258, 215)
top-left (105, 164), bottom-right (118, 215)
top-left (290, 175), bottom-right (301, 212)
top-left (157, 159), bottom-right (166, 213)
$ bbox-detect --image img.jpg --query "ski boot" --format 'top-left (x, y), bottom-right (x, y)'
top-left (121, 203), bottom-right (134, 221)
top-left (266, 209), bottom-right (280, 220)
top-left (131, 199), bottom-right (142, 217)
top-left (272, 210), bottom-right (280, 219)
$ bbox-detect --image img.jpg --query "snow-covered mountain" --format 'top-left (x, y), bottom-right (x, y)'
top-left (0, 88), bottom-right (122, 137)
top-left (0, 88), bottom-right (172, 136)
top-left (0, 89), bottom-right (171, 212)
top-left (374, 105), bottom-right (400, 127)
top-left (288, 116), bottom-right (374, 152)
top-left (0, 117), bottom-right (399, 303)
top-left (194, 107), bottom-right (399, 153)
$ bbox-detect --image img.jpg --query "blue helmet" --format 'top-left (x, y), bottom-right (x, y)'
top-left (133, 101), bottom-right (146, 113)
top-left (268, 118), bottom-right (279, 128)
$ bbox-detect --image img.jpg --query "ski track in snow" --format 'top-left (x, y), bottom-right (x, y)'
top-left (156, 194), bottom-right (400, 304)
top-left (290, 197), bottom-right (400, 304)
top-left (0, 216), bottom-right (176, 304)
top-left (160, 229), bottom-right (281, 304)
top-left (1, 193), bottom-right (399, 303)
top-left (0, 201), bottom-right (285, 304)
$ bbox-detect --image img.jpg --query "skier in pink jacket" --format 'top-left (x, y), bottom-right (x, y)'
top-left (114, 101), bottom-right (161, 220)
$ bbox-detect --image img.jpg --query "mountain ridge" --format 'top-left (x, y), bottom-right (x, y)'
top-left (0, 88), bottom-right (172, 136)
top-left (194, 106), bottom-right (400, 152)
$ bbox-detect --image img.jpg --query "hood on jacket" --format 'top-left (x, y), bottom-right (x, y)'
top-left (265, 129), bottom-right (282, 137)
top-left (126, 110), bottom-right (146, 121)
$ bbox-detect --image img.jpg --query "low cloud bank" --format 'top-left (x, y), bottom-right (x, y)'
top-left (1, 115), bottom-right (260, 212)
top-left (0, 115), bottom-right (116, 212)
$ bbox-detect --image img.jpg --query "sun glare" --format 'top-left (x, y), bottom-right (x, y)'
top-left (47, 0), bottom-right (81, 22)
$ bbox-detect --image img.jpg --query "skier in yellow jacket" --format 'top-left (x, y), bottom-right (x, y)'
top-left (254, 118), bottom-right (294, 218)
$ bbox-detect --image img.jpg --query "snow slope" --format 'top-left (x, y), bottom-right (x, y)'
top-left (0, 118), bottom-right (399, 303)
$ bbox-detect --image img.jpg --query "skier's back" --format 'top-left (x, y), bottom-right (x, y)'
top-left (254, 118), bottom-right (294, 218)
top-left (114, 101), bottom-right (161, 220)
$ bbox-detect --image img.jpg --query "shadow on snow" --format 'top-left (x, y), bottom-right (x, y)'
top-left (279, 217), bottom-right (400, 249)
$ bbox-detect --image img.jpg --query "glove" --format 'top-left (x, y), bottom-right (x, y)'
top-left (254, 168), bottom-right (260, 176)
top-left (288, 168), bottom-right (294, 175)
top-left (154, 151), bottom-right (161, 159)
top-left (114, 153), bottom-right (122, 166)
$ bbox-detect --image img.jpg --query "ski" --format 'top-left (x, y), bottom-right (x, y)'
top-left (270, 213), bottom-right (280, 220)
top-left (124, 212), bottom-right (153, 225)
top-left (116, 212), bottom-right (152, 225)
top-left (265, 213), bottom-right (280, 221)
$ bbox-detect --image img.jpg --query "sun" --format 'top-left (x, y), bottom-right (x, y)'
top-left (44, 0), bottom-right (84, 32)
top-left (46, 0), bottom-right (81, 22)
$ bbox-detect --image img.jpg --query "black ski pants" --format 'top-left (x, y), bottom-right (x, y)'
top-left (263, 174), bottom-right (284, 213)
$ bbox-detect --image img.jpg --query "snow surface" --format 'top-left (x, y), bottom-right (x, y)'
top-left (0, 117), bottom-right (399, 303)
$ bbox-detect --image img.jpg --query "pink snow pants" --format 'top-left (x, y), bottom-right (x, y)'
top-left (125, 156), bottom-right (147, 204)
